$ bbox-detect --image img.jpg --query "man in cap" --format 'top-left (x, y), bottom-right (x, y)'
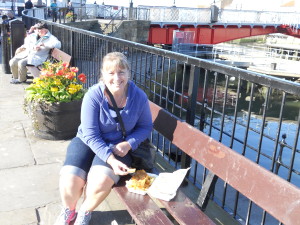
top-left (9, 22), bottom-right (61, 84)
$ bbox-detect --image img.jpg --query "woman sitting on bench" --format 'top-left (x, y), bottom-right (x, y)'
top-left (55, 52), bottom-right (153, 225)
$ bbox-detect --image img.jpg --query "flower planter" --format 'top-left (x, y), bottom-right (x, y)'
top-left (30, 100), bottom-right (82, 140)
top-left (24, 60), bottom-right (87, 140)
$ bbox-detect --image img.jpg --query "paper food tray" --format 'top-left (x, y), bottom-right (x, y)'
top-left (126, 173), bottom-right (157, 195)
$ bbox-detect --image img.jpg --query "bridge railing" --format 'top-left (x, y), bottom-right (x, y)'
top-left (146, 6), bottom-right (300, 27)
top-left (22, 14), bottom-right (300, 225)
top-left (22, 6), bottom-right (149, 25)
top-left (147, 6), bottom-right (211, 24)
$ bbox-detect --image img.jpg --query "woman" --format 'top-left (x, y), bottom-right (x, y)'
top-left (55, 52), bottom-right (153, 225)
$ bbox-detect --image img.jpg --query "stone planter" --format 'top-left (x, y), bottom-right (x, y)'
top-left (30, 100), bottom-right (82, 140)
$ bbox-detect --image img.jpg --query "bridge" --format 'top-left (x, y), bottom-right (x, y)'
top-left (27, 5), bottom-right (300, 45)
top-left (146, 6), bottom-right (300, 45)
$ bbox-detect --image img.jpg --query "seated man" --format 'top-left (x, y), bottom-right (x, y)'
top-left (9, 22), bottom-right (61, 84)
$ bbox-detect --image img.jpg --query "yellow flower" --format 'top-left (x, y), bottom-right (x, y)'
top-left (53, 79), bottom-right (62, 86)
top-left (33, 78), bottom-right (40, 83)
top-left (51, 87), bottom-right (59, 92)
top-left (76, 84), bottom-right (82, 91)
top-left (68, 84), bottom-right (78, 94)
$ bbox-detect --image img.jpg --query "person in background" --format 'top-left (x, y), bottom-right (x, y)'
top-left (67, 1), bottom-right (74, 13)
top-left (50, 0), bottom-right (58, 22)
top-left (0, 15), bottom-right (9, 43)
top-left (55, 52), bottom-right (153, 225)
top-left (2, 15), bottom-right (9, 29)
top-left (9, 22), bottom-right (61, 84)
top-left (2, 15), bottom-right (9, 25)
top-left (25, 0), bottom-right (33, 10)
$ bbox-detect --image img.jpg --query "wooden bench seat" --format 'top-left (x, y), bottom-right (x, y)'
top-left (114, 176), bottom-right (174, 225)
top-left (114, 174), bottom-right (215, 225)
top-left (157, 189), bottom-right (215, 225)
top-left (26, 48), bottom-right (71, 78)
top-left (112, 100), bottom-right (300, 225)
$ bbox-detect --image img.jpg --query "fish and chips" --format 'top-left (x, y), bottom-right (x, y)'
top-left (126, 169), bottom-right (155, 192)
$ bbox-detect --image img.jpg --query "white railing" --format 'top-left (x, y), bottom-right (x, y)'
top-left (148, 7), bottom-right (211, 24)
top-left (145, 6), bottom-right (300, 28)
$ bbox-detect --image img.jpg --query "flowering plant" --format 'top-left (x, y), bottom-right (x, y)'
top-left (25, 60), bottom-right (87, 104)
top-left (66, 11), bottom-right (74, 20)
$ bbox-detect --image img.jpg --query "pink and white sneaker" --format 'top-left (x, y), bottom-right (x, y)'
top-left (54, 208), bottom-right (77, 225)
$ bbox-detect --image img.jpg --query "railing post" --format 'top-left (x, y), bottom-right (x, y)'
top-left (181, 65), bottom-right (200, 169)
top-left (199, 99), bottom-right (207, 131)
top-left (274, 134), bottom-right (287, 174)
top-left (1, 24), bottom-right (11, 74)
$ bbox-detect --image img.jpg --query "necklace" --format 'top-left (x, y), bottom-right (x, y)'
top-left (117, 94), bottom-right (125, 108)
top-left (105, 86), bottom-right (128, 108)
top-left (106, 91), bottom-right (126, 108)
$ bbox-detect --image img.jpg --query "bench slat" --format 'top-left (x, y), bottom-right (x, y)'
top-left (51, 48), bottom-right (71, 63)
top-left (149, 101), bottom-right (300, 225)
top-left (157, 189), bottom-right (215, 225)
top-left (26, 48), bottom-right (71, 78)
top-left (113, 177), bottom-right (174, 225)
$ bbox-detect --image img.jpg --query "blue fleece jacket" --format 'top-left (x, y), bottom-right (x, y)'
top-left (76, 81), bottom-right (153, 162)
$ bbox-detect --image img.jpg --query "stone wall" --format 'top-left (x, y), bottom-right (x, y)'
top-left (65, 20), bottom-right (102, 33)
top-left (111, 20), bottom-right (151, 44)
top-left (65, 20), bottom-right (151, 44)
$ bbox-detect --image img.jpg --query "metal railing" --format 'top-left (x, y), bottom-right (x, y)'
top-left (146, 6), bottom-right (300, 28)
top-left (21, 14), bottom-right (300, 225)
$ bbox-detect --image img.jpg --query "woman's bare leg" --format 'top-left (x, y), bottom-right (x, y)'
top-left (79, 167), bottom-right (114, 212)
top-left (59, 174), bottom-right (86, 210)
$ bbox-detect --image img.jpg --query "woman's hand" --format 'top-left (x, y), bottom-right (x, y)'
top-left (112, 141), bottom-right (131, 157)
top-left (107, 155), bottom-right (129, 175)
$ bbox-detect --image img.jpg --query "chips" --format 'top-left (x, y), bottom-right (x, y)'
top-left (126, 169), bottom-right (155, 191)
top-left (127, 168), bottom-right (136, 173)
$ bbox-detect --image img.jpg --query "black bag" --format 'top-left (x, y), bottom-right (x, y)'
top-left (105, 87), bottom-right (155, 171)
top-left (130, 138), bottom-right (156, 171)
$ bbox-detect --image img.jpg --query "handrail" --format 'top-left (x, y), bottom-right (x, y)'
top-left (100, 7), bottom-right (125, 35)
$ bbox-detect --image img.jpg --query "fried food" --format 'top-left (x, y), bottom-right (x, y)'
top-left (127, 168), bottom-right (136, 173)
top-left (126, 169), bottom-right (155, 191)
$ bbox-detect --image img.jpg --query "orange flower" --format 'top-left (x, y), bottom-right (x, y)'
top-left (78, 73), bottom-right (86, 83)
top-left (56, 70), bottom-right (64, 76)
top-left (65, 73), bottom-right (75, 80)
top-left (40, 69), bottom-right (53, 77)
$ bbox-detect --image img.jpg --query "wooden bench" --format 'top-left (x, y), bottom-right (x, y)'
top-left (113, 101), bottom-right (300, 225)
top-left (26, 48), bottom-right (71, 78)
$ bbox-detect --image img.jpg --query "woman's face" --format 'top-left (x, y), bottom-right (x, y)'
top-left (102, 64), bottom-right (129, 94)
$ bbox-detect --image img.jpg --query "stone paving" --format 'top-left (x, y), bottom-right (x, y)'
top-left (0, 64), bottom-right (133, 225)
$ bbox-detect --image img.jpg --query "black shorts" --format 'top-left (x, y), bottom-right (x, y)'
top-left (61, 137), bottom-right (132, 184)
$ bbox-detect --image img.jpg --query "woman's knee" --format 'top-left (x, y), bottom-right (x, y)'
top-left (86, 172), bottom-right (114, 194)
top-left (60, 174), bottom-right (86, 192)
